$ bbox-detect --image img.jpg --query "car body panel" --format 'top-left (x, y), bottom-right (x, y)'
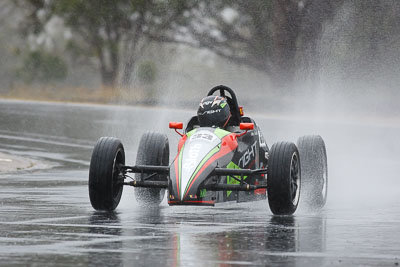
top-left (168, 123), bottom-right (268, 206)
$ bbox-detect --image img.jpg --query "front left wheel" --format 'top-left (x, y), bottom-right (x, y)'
top-left (134, 132), bottom-right (169, 206)
top-left (89, 137), bottom-right (125, 211)
top-left (267, 142), bottom-right (301, 215)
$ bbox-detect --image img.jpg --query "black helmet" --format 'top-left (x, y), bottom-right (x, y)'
top-left (197, 96), bottom-right (231, 127)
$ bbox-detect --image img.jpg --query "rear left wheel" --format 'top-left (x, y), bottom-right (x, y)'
top-left (297, 135), bottom-right (328, 211)
top-left (134, 132), bottom-right (169, 206)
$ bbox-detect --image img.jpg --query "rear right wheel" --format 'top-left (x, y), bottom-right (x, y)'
top-left (267, 142), bottom-right (301, 215)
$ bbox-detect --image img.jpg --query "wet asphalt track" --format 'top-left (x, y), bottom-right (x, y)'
top-left (0, 99), bottom-right (400, 266)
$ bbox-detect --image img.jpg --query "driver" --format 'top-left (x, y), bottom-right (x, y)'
top-left (197, 95), bottom-right (231, 128)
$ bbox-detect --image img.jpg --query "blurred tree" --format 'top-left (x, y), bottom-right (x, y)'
top-left (18, 0), bottom-right (397, 92)
top-left (184, 0), bottom-right (345, 88)
top-left (16, 50), bottom-right (67, 83)
top-left (331, 0), bottom-right (400, 88)
top-left (15, 0), bottom-right (199, 88)
top-left (138, 61), bottom-right (157, 84)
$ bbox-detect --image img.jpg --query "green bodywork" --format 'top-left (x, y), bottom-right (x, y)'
top-left (214, 128), bottom-right (230, 139)
top-left (226, 161), bottom-right (248, 197)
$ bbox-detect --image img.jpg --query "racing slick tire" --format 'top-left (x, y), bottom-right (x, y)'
top-left (134, 132), bottom-right (169, 206)
top-left (297, 135), bottom-right (328, 210)
top-left (89, 137), bottom-right (125, 211)
top-left (267, 142), bottom-right (301, 215)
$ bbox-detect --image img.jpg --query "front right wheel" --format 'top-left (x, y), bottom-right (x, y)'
top-left (267, 142), bottom-right (301, 215)
top-left (89, 137), bottom-right (125, 211)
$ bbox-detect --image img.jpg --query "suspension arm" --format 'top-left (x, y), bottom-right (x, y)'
top-left (122, 165), bottom-right (170, 174)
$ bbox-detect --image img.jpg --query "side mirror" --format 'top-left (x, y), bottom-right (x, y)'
top-left (239, 123), bottom-right (254, 131)
top-left (169, 122), bottom-right (183, 129)
top-left (169, 122), bottom-right (184, 137)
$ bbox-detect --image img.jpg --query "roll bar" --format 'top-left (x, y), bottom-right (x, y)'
top-left (207, 85), bottom-right (242, 126)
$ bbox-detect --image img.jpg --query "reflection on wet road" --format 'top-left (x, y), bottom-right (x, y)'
top-left (0, 100), bottom-right (399, 266)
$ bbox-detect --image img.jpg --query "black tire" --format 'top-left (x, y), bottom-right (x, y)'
top-left (297, 135), bottom-right (328, 210)
top-left (134, 132), bottom-right (169, 206)
top-left (267, 142), bottom-right (301, 215)
top-left (89, 137), bottom-right (125, 211)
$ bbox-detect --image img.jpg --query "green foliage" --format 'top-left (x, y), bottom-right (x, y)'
top-left (16, 50), bottom-right (68, 83)
top-left (138, 61), bottom-right (157, 84)
top-left (50, 0), bottom-right (198, 86)
top-left (15, 0), bottom-right (201, 87)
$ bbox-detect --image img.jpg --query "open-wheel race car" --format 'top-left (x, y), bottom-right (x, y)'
top-left (88, 85), bottom-right (328, 215)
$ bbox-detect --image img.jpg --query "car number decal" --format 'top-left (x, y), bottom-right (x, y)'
top-left (190, 133), bottom-right (216, 142)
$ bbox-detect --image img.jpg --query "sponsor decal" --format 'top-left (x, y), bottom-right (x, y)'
top-left (183, 145), bottom-right (220, 198)
top-left (182, 143), bottom-right (202, 170)
top-left (199, 109), bottom-right (222, 115)
top-left (199, 96), bottom-right (225, 109)
top-left (211, 96), bottom-right (223, 107)
top-left (200, 100), bottom-right (213, 108)
top-left (176, 142), bottom-right (186, 199)
top-left (238, 140), bottom-right (257, 168)
top-left (258, 129), bottom-right (267, 148)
